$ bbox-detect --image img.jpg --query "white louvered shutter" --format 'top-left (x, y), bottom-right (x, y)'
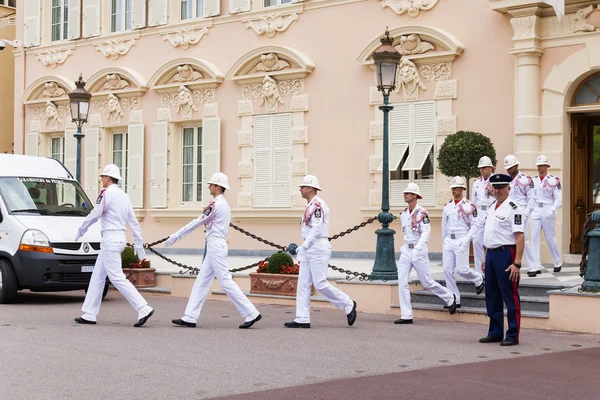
top-left (272, 114), bottom-right (292, 208)
top-left (64, 127), bottom-right (77, 177)
top-left (402, 101), bottom-right (435, 171)
top-left (150, 122), bottom-right (168, 208)
top-left (82, 0), bottom-right (101, 38)
top-left (24, 133), bottom-right (39, 156)
top-left (390, 180), bottom-right (406, 207)
top-left (148, 0), bottom-right (168, 26)
top-left (84, 128), bottom-right (100, 201)
top-left (68, 0), bottom-right (81, 40)
top-left (202, 118), bottom-right (221, 204)
top-left (230, 0), bottom-right (250, 14)
top-left (204, 0), bottom-right (221, 17)
top-left (23, 0), bottom-right (41, 47)
top-left (131, 0), bottom-right (147, 29)
top-left (379, 103), bottom-right (411, 171)
top-left (127, 124), bottom-right (144, 208)
top-left (253, 115), bottom-right (272, 208)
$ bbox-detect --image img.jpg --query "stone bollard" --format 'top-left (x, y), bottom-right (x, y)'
top-left (582, 210), bottom-right (600, 292)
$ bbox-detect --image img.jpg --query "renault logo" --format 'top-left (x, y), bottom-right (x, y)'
top-left (83, 243), bottom-right (90, 253)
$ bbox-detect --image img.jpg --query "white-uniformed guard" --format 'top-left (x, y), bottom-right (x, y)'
top-left (284, 175), bottom-right (357, 329)
top-left (504, 155), bottom-right (537, 276)
top-left (471, 156), bottom-right (496, 274)
top-left (530, 155), bottom-right (563, 274)
top-left (479, 173), bottom-right (524, 346)
top-left (166, 173), bottom-right (262, 329)
top-left (395, 183), bottom-right (457, 324)
top-left (74, 164), bottom-right (154, 327)
top-left (442, 177), bottom-right (485, 308)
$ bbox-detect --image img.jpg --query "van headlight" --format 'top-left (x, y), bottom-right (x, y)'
top-left (19, 230), bottom-right (53, 253)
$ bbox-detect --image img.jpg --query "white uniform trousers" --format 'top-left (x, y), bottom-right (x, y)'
top-left (518, 211), bottom-right (536, 272)
top-left (295, 239), bottom-right (353, 324)
top-left (182, 238), bottom-right (259, 324)
top-left (398, 244), bottom-right (455, 320)
top-left (442, 236), bottom-right (483, 304)
top-left (472, 224), bottom-right (485, 275)
top-left (531, 205), bottom-right (562, 270)
top-left (82, 232), bottom-right (148, 320)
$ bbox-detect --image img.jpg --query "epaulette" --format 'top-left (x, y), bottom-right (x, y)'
top-left (447, 200), bottom-right (452, 204)
top-left (509, 201), bottom-right (517, 209)
top-left (534, 175), bottom-right (538, 178)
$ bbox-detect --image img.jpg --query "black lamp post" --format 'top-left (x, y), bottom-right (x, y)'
top-left (371, 28), bottom-right (402, 281)
top-left (68, 74), bottom-right (91, 183)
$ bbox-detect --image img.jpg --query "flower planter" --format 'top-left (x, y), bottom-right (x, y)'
top-left (249, 272), bottom-right (314, 296)
top-left (123, 268), bottom-right (156, 288)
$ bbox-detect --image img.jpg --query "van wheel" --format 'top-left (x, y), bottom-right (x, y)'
top-left (0, 259), bottom-right (19, 304)
top-left (85, 279), bottom-right (109, 299)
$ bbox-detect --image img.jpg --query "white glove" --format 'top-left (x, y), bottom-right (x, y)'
top-left (411, 248), bottom-right (420, 260)
top-left (134, 245), bottom-right (146, 260)
top-left (523, 210), bottom-right (530, 218)
top-left (164, 235), bottom-right (178, 247)
top-left (545, 210), bottom-right (555, 219)
top-left (297, 244), bottom-right (307, 261)
top-left (458, 239), bottom-right (469, 253)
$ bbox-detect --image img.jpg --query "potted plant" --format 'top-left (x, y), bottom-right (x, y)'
top-left (249, 252), bottom-right (313, 296)
top-left (121, 246), bottom-right (156, 288)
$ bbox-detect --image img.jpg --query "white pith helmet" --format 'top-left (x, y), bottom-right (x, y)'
top-left (208, 172), bottom-right (231, 190)
top-left (478, 156), bottom-right (494, 168)
top-left (504, 155), bottom-right (520, 170)
top-left (449, 176), bottom-right (467, 189)
top-left (536, 155), bottom-right (550, 167)
top-left (299, 174), bottom-right (321, 191)
top-left (403, 182), bottom-right (422, 199)
top-left (100, 164), bottom-right (122, 181)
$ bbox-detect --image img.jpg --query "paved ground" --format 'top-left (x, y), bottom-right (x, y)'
top-left (1, 291), bottom-right (599, 400)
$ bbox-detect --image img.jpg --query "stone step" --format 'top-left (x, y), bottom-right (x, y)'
top-left (137, 286), bottom-right (172, 295)
top-left (422, 279), bottom-right (562, 298)
top-left (212, 289), bottom-right (329, 302)
top-left (409, 290), bottom-right (549, 313)
top-left (391, 302), bottom-right (549, 319)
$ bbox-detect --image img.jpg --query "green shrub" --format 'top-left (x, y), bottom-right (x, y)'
top-left (121, 246), bottom-right (140, 269)
top-left (267, 252), bottom-right (294, 274)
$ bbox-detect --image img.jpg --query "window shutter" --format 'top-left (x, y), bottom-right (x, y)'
top-left (390, 180), bottom-right (406, 208)
top-left (150, 122), bottom-right (168, 208)
top-left (68, 0), bottom-right (81, 40)
top-left (202, 118), bottom-right (221, 204)
top-left (272, 114), bottom-right (292, 208)
top-left (417, 180), bottom-right (435, 206)
top-left (402, 101), bottom-right (435, 171)
top-left (148, 0), bottom-right (168, 26)
top-left (84, 128), bottom-right (100, 201)
top-left (229, 0), bottom-right (250, 14)
top-left (127, 124), bottom-right (145, 208)
top-left (64, 127), bottom-right (77, 177)
top-left (82, 0), bottom-right (101, 38)
top-left (24, 132), bottom-right (39, 156)
top-left (131, 0), bottom-right (147, 30)
top-left (23, 0), bottom-right (41, 47)
top-left (203, 0), bottom-right (221, 17)
top-left (253, 115), bottom-right (272, 208)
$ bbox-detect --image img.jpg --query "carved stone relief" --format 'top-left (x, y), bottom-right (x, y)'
top-left (436, 190), bottom-right (452, 206)
top-left (105, 94), bottom-right (124, 124)
top-left (163, 27), bottom-right (209, 49)
top-left (369, 122), bottom-right (383, 139)
top-left (242, 78), bottom-right (304, 100)
top-left (369, 189), bottom-right (382, 207)
top-left (30, 120), bottom-right (41, 133)
top-left (238, 100), bottom-right (254, 116)
top-left (129, 110), bottom-right (143, 124)
top-left (574, 5), bottom-right (599, 33)
top-left (93, 96), bottom-right (140, 119)
top-left (43, 101), bottom-right (62, 131)
top-left (290, 94), bottom-right (309, 111)
top-left (380, 0), bottom-right (440, 17)
top-left (42, 82), bottom-right (66, 98)
top-left (511, 16), bottom-right (536, 40)
top-left (437, 117), bottom-right (456, 134)
top-left (103, 74), bottom-right (130, 91)
top-left (246, 13), bottom-right (298, 38)
top-left (173, 65), bottom-right (203, 82)
top-left (175, 86), bottom-right (197, 120)
top-left (398, 34), bottom-right (434, 55)
top-left (291, 193), bottom-right (306, 207)
top-left (35, 49), bottom-right (72, 68)
top-left (238, 130), bottom-right (253, 147)
top-left (292, 127), bottom-right (308, 143)
top-left (260, 76), bottom-right (284, 113)
top-left (419, 62), bottom-right (452, 82)
top-left (89, 114), bottom-right (102, 127)
top-left (255, 53), bottom-right (290, 72)
top-left (160, 88), bottom-right (215, 108)
top-left (434, 80), bottom-right (457, 100)
top-left (157, 108), bottom-right (172, 122)
top-left (95, 39), bottom-right (136, 60)
top-left (238, 161), bottom-right (253, 178)
top-left (237, 192), bottom-right (254, 208)
top-left (396, 59), bottom-right (426, 101)
top-left (292, 159), bottom-right (307, 176)
top-left (370, 156), bottom-right (383, 173)
top-left (203, 103), bottom-right (219, 118)
top-left (369, 87), bottom-right (384, 105)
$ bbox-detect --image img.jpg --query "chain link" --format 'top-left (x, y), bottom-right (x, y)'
top-left (580, 212), bottom-right (594, 278)
top-left (328, 217), bottom-right (378, 241)
top-left (229, 223), bottom-right (287, 252)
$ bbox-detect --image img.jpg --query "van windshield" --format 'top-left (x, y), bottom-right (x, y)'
top-left (0, 177), bottom-right (92, 217)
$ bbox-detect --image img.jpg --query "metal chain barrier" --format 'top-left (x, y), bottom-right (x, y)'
top-left (579, 212), bottom-right (593, 278)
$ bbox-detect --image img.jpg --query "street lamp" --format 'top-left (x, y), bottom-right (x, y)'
top-left (68, 74), bottom-right (91, 183)
top-left (371, 28), bottom-right (401, 281)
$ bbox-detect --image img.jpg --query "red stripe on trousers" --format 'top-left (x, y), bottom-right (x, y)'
top-left (509, 246), bottom-right (521, 341)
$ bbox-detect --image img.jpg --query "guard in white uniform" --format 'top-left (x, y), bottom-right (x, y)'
top-left (74, 164), bottom-right (154, 327)
top-left (284, 175), bottom-right (357, 328)
top-left (395, 183), bottom-right (457, 324)
top-left (166, 173), bottom-right (262, 329)
top-left (471, 156), bottom-right (496, 274)
top-left (442, 177), bottom-right (485, 307)
top-left (504, 155), bottom-right (537, 276)
top-left (530, 155), bottom-right (563, 273)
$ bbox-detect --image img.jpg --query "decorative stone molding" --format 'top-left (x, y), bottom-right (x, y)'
top-left (290, 94), bottom-right (309, 111)
top-left (30, 120), bottom-right (41, 133)
top-left (37, 101), bottom-right (62, 131)
top-left (434, 80), bottom-right (457, 100)
top-left (397, 59), bottom-right (426, 101)
top-left (174, 65), bottom-right (203, 82)
top-left (237, 192), bottom-right (254, 208)
top-left (255, 53), bottom-right (290, 72)
top-left (242, 78), bottom-right (304, 100)
top-left (574, 5), bottom-right (599, 33)
top-left (173, 86), bottom-right (197, 120)
top-left (292, 159), bottom-right (308, 176)
top-left (238, 161), bottom-right (253, 178)
top-left (238, 100), bottom-right (254, 116)
top-left (106, 93), bottom-right (124, 124)
top-left (35, 49), bottom-right (72, 68)
top-left (129, 110), bottom-right (143, 124)
top-left (369, 189), bottom-right (382, 207)
top-left (510, 15), bottom-right (537, 40)
top-left (163, 27), bottom-right (209, 49)
top-left (291, 194), bottom-right (306, 207)
top-left (369, 87), bottom-right (384, 105)
top-left (93, 96), bottom-right (140, 114)
top-left (95, 38), bottom-right (136, 60)
top-left (436, 190), bottom-right (452, 206)
top-left (369, 122), bottom-right (383, 139)
top-left (160, 87), bottom-right (215, 108)
top-left (419, 62), bottom-right (452, 82)
top-left (157, 108), bottom-right (172, 122)
top-left (292, 126), bottom-right (308, 143)
top-left (42, 82), bottom-right (66, 98)
top-left (437, 116), bottom-right (456, 134)
top-left (238, 130), bottom-right (253, 147)
top-left (380, 0), bottom-right (439, 17)
top-left (103, 74), bottom-right (130, 91)
top-left (399, 34), bottom-right (435, 55)
top-left (369, 156), bottom-right (383, 173)
top-left (246, 13), bottom-right (298, 38)
top-left (203, 103), bottom-right (218, 118)
top-left (89, 113), bottom-right (102, 127)
top-left (260, 76), bottom-right (284, 113)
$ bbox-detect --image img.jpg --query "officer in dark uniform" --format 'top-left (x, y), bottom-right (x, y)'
top-left (479, 174), bottom-right (525, 346)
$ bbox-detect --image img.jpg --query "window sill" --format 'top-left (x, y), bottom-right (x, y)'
top-left (134, 209), bottom-right (147, 222)
top-left (147, 208), bottom-right (304, 224)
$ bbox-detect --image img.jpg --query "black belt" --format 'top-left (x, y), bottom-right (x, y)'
top-left (488, 245), bottom-right (516, 252)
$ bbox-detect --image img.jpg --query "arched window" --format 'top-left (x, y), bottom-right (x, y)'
top-left (573, 73), bottom-right (600, 105)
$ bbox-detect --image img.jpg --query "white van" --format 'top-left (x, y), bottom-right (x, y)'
top-left (0, 154), bottom-right (104, 303)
